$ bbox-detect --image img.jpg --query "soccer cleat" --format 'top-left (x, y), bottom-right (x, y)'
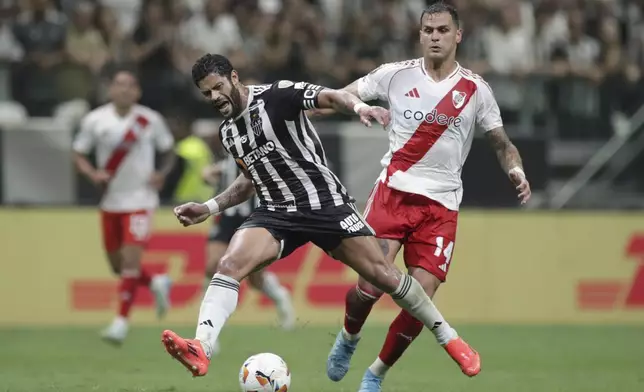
top-left (101, 317), bottom-right (128, 346)
top-left (276, 288), bottom-right (296, 331)
top-left (150, 274), bottom-right (172, 319)
top-left (358, 369), bottom-right (383, 392)
top-left (161, 330), bottom-right (210, 377)
top-left (443, 337), bottom-right (481, 377)
top-left (326, 330), bottom-right (360, 381)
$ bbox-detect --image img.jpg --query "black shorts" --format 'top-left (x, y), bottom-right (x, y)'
top-left (238, 203), bottom-right (375, 259)
top-left (208, 213), bottom-right (250, 243)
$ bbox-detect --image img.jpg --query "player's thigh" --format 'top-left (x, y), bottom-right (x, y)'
top-left (101, 211), bottom-right (121, 254)
top-left (216, 227), bottom-right (282, 282)
top-left (363, 182), bottom-right (408, 241)
top-left (330, 235), bottom-right (403, 294)
top-left (122, 210), bottom-right (154, 246)
top-left (407, 266), bottom-right (441, 298)
top-left (101, 211), bottom-right (123, 273)
top-left (405, 205), bottom-right (458, 283)
top-left (120, 210), bottom-right (153, 270)
top-left (356, 238), bottom-right (403, 298)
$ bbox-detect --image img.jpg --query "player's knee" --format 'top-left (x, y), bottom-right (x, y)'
top-left (120, 245), bottom-right (143, 270)
top-left (356, 278), bottom-right (384, 300)
top-left (205, 258), bottom-right (220, 279)
top-left (362, 256), bottom-right (399, 293)
top-left (409, 267), bottom-right (441, 297)
top-left (216, 252), bottom-right (249, 281)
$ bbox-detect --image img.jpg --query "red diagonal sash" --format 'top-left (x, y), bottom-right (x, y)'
top-left (104, 115), bottom-right (150, 174)
top-left (386, 77), bottom-right (478, 182)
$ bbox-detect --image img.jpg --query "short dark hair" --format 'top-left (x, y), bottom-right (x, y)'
top-left (108, 64), bottom-right (139, 83)
top-left (192, 54), bottom-right (234, 85)
top-left (420, 1), bottom-right (460, 28)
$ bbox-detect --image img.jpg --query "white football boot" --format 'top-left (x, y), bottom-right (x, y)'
top-left (150, 274), bottom-right (173, 319)
top-left (101, 316), bottom-right (129, 345)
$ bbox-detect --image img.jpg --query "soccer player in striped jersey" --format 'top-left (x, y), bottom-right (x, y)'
top-left (160, 53), bottom-right (477, 379)
top-left (203, 154), bottom-right (295, 356)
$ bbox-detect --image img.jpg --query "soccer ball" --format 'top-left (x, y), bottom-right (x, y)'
top-left (239, 353), bottom-right (291, 392)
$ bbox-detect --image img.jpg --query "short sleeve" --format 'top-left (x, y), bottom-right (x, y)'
top-left (475, 80), bottom-right (503, 132)
top-left (153, 115), bottom-right (174, 152)
top-left (270, 80), bottom-right (325, 115)
top-left (356, 63), bottom-right (398, 102)
top-left (72, 114), bottom-right (96, 154)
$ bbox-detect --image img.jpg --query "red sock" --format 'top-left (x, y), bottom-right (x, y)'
top-left (118, 276), bottom-right (139, 318)
top-left (138, 267), bottom-right (152, 287)
top-left (343, 285), bottom-right (381, 335)
top-left (378, 310), bottom-right (424, 366)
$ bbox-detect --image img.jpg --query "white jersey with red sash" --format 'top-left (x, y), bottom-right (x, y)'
top-left (357, 59), bottom-right (503, 211)
top-left (73, 103), bottom-right (174, 212)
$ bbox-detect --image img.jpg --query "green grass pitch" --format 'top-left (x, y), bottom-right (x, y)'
top-left (1, 325), bottom-right (643, 391)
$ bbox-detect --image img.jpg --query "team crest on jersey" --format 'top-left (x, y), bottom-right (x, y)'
top-left (452, 90), bottom-right (467, 109)
top-left (250, 111), bottom-right (263, 136)
top-left (278, 80), bottom-right (294, 88)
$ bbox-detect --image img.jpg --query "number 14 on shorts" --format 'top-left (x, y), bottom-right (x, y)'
top-left (434, 236), bottom-right (454, 272)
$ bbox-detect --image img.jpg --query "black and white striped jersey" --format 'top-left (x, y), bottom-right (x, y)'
top-left (218, 80), bottom-right (354, 212)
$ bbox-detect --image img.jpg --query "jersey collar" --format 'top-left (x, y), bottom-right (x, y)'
top-left (420, 58), bottom-right (461, 83)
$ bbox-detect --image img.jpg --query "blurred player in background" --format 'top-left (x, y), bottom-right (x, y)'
top-left (72, 67), bottom-right (176, 345)
top-left (325, 3), bottom-right (532, 391)
top-left (201, 152), bottom-right (296, 356)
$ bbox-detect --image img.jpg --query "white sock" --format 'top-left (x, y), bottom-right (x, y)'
top-left (259, 272), bottom-right (287, 304)
top-left (391, 274), bottom-right (457, 345)
top-left (341, 326), bottom-right (360, 341)
top-left (195, 273), bottom-right (239, 359)
top-left (368, 357), bottom-right (390, 377)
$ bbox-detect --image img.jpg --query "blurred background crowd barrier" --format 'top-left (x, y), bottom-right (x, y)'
top-left (1, 0), bottom-right (644, 326)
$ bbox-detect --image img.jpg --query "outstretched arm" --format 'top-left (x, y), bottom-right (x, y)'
top-left (316, 88), bottom-right (390, 127)
top-left (173, 174), bottom-right (255, 226)
top-left (305, 79), bottom-right (361, 118)
top-left (317, 88), bottom-right (367, 115)
top-left (208, 174), bottom-right (256, 213)
top-left (485, 127), bottom-right (531, 204)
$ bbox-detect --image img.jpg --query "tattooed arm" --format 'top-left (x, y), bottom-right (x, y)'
top-left (212, 174), bottom-right (256, 212)
top-left (173, 174), bottom-right (255, 226)
top-left (485, 127), bottom-right (531, 204)
top-left (305, 79), bottom-right (363, 118)
top-left (485, 127), bottom-right (523, 173)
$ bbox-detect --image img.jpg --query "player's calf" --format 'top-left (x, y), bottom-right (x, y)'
top-left (332, 237), bottom-right (457, 349)
top-left (193, 228), bottom-right (281, 359)
top-left (369, 310), bottom-right (424, 378)
top-left (327, 281), bottom-right (381, 381)
top-left (344, 279), bottom-right (382, 336)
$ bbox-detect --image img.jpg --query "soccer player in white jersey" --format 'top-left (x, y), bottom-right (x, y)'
top-left (325, 3), bottom-right (532, 391)
top-left (73, 67), bottom-right (176, 345)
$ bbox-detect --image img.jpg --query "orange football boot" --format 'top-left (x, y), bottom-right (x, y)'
top-left (444, 337), bottom-right (481, 377)
top-left (161, 330), bottom-right (210, 377)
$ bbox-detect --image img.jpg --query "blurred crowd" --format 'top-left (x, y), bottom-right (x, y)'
top-left (2, 0), bottom-right (644, 138)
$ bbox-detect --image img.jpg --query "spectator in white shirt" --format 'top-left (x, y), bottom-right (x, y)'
top-left (179, 0), bottom-right (245, 67)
